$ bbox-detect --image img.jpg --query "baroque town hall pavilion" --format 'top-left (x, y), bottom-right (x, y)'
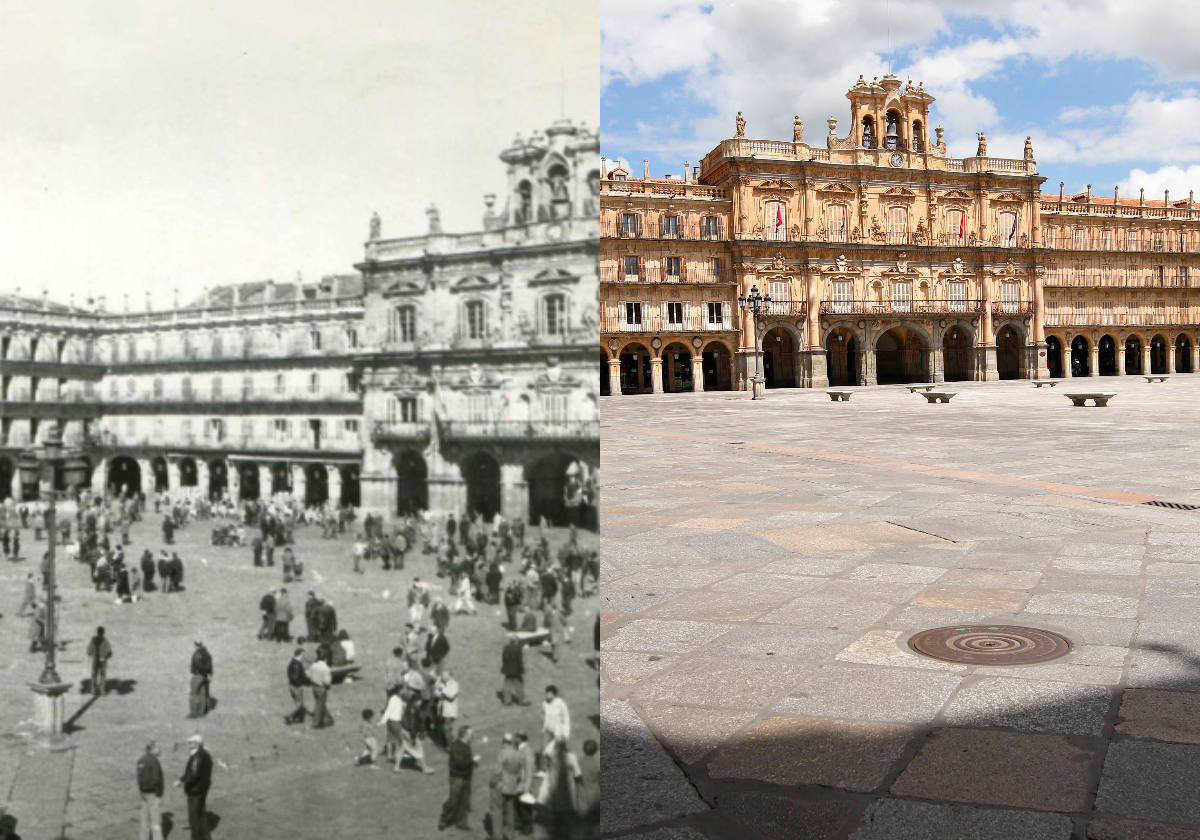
top-left (600, 74), bottom-right (1200, 393)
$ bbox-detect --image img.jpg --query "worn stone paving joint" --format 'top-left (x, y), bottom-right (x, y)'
top-left (908, 625), bottom-right (1072, 665)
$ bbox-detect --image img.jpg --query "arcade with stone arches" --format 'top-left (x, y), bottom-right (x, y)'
top-left (0, 453), bottom-right (96, 502)
top-left (601, 336), bottom-right (736, 395)
top-left (1044, 329), bottom-right (1200, 378)
top-left (91, 453), bottom-right (362, 507)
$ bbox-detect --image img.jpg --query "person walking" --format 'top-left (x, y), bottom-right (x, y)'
top-left (284, 647), bottom-right (310, 725)
top-left (274, 588), bottom-right (293, 642)
top-left (258, 589), bottom-right (276, 640)
top-left (435, 669), bottom-right (460, 748)
top-left (17, 573), bottom-right (36, 617)
top-left (175, 734), bottom-right (213, 840)
top-left (438, 725), bottom-right (477, 831)
top-left (86, 626), bottom-right (112, 696)
top-left (135, 741), bottom-right (165, 840)
top-left (310, 652), bottom-right (334, 729)
top-left (496, 732), bottom-right (525, 840)
top-left (500, 634), bottom-right (527, 706)
top-left (189, 641), bottom-right (213, 718)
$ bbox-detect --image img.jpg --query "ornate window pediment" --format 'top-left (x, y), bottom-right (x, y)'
top-left (450, 275), bottom-right (499, 294)
top-left (816, 182), bottom-right (856, 195)
top-left (991, 192), bottom-right (1024, 203)
top-left (942, 189), bottom-right (973, 200)
top-left (529, 267), bottom-right (579, 286)
top-left (755, 177), bottom-right (793, 190)
top-left (383, 277), bottom-right (426, 297)
top-left (990, 260), bottom-right (1026, 278)
top-left (882, 186), bottom-right (917, 198)
top-left (823, 255), bottom-right (862, 275)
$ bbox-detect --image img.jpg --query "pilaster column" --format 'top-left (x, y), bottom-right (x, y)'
top-left (259, 464), bottom-right (272, 498)
top-left (859, 348), bottom-right (877, 386)
top-left (291, 464), bottom-right (306, 502)
top-left (197, 461), bottom-right (210, 500)
top-left (167, 460), bottom-right (181, 493)
top-left (14, 469), bottom-right (25, 501)
top-left (500, 462), bottom-right (528, 523)
top-left (1090, 344), bottom-right (1100, 378)
top-left (690, 356), bottom-right (705, 391)
top-left (607, 360), bottom-right (621, 396)
top-left (1063, 335), bottom-right (1073, 378)
top-left (929, 348), bottom-right (945, 383)
top-left (1191, 338), bottom-right (1199, 373)
top-left (1117, 343), bottom-right (1127, 375)
top-left (328, 465), bottom-right (342, 506)
top-left (649, 357), bottom-right (664, 394)
top-left (137, 458), bottom-right (154, 498)
top-left (228, 463), bottom-right (241, 501)
top-left (1142, 343), bottom-right (1151, 376)
top-left (1168, 339), bottom-right (1177, 373)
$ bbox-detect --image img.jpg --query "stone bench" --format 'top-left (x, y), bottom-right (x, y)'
top-left (1033, 380), bottom-right (1062, 388)
top-left (826, 391), bottom-right (853, 401)
top-left (920, 392), bottom-right (956, 403)
top-left (1065, 393), bottom-right (1115, 407)
top-left (906, 385), bottom-right (936, 393)
top-left (1144, 375), bottom-right (1170, 383)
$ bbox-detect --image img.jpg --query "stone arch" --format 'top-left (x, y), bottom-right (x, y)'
top-left (237, 462), bottom-right (260, 501)
top-left (761, 327), bottom-right (798, 388)
top-left (1150, 333), bottom-right (1169, 374)
top-left (995, 321), bottom-right (1024, 380)
top-left (1045, 335), bottom-right (1064, 378)
top-left (661, 342), bottom-right (694, 393)
top-left (942, 322), bottom-right (974, 382)
top-left (701, 340), bottom-right (734, 391)
top-left (618, 341), bottom-right (653, 395)
top-left (826, 326), bottom-right (860, 386)
top-left (1098, 334), bottom-right (1119, 376)
top-left (1176, 333), bottom-right (1193, 373)
top-left (871, 320), bottom-right (934, 351)
top-left (525, 450), bottom-right (583, 526)
top-left (304, 463), bottom-right (329, 507)
top-left (152, 456), bottom-right (169, 493)
top-left (462, 450), bottom-right (501, 520)
top-left (1071, 335), bottom-right (1091, 377)
top-left (208, 459), bottom-right (228, 501)
top-left (1124, 334), bottom-right (1143, 375)
top-left (876, 325), bottom-right (930, 384)
top-left (107, 455), bottom-right (141, 497)
top-left (393, 450), bottom-right (428, 515)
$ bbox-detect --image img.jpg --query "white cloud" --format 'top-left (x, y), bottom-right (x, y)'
top-left (1119, 165), bottom-right (1200, 200)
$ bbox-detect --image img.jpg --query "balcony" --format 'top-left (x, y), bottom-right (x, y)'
top-left (600, 312), bottom-right (736, 334)
top-left (759, 299), bottom-right (808, 319)
top-left (440, 420), bottom-right (599, 443)
top-left (819, 299), bottom-right (986, 317)
top-left (991, 301), bottom-right (1036, 316)
top-left (370, 421), bottom-right (432, 445)
top-left (609, 218), bottom-right (728, 240)
top-left (600, 266), bottom-right (733, 285)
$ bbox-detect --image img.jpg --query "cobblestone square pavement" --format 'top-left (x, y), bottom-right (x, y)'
top-left (0, 517), bottom-right (598, 839)
top-left (600, 378), bottom-right (1200, 840)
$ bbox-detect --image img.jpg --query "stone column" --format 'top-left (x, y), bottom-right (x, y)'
top-left (1117, 342), bottom-right (1127, 375)
top-left (607, 360), bottom-right (622, 396)
top-left (328, 465), bottom-right (342, 506)
top-left (17, 469), bottom-right (28, 501)
top-left (197, 460), bottom-right (210, 501)
top-left (291, 464), bottom-right (306, 503)
top-left (690, 355), bottom-right (705, 391)
top-left (1141, 343), bottom-right (1151, 376)
top-left (137, 458), bottom-right (154, 498)
top-left (978, 346), bottom-right (998, 381)
top-left (1090, 343), bottom-right (1100, 378)
top-left (1168, 339), bottom-right (1177, 373)
top-left (500, 462), bottom-right (528, 523)
top-left (858, 347), bottom-right (877, 386)
top-left (929, 347), bottom-right (945, 383)
top-left (1063, 335), bottom-right (1074, 378)
top-left (259, 464), bottom-right (273, 498)
top-left (1191, 338), bottom-right (1199, 373)
top-left (167, 460), bottom-right (181, 493)
top-left (228, 462), bottom-right (241, 501)
top-left (649, 357), bottom-right (664, 394)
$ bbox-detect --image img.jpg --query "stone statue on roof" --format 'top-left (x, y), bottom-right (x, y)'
top-left (976, 131), bottom-right (987, 157)
top-left (369, 211), bottom-right (381, 240)
top-left (1024, 136), bottom-right (1034, 160)
top-left (793, 115), bottom-right (803, 143)
top-left (735, 111), bottom-right (745, 138)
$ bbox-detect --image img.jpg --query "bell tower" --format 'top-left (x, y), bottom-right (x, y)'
top-left (845, 74), bottom-right (935, 153)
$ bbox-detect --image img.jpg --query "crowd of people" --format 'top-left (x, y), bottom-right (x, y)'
top-left (5, 487), bottom-right (599, 838)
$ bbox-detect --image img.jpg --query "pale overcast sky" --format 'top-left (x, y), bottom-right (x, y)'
top-left (0, 1), bottom-right (598, 307)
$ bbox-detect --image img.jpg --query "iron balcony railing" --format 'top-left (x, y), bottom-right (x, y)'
top-left (440, 420), bottom-right (599, 442)
top-left (600, 312), bottom-right (735, 334)
top-left (370, 421), bottom-right (432, 445)
top-left (611, 218), bottom-right (728, 240)
top-left (759, 299), bottom-right (808, 318)
top-left (819, 299), bottom-right (986, 317)
top-left (600, 265), bottom-right (732, 285)
top-left (991, 301), bottom-right (1036, 316)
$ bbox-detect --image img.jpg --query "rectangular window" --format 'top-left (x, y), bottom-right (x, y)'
top-left (947, 209), bottom-right (965, 244)
top-left (706, 301), bottom-right (725, 325)
top-left (542, 393), bottom-right (568, 424)
top-left (622, 256), bottom-right (639, 279)
top-left (398, 397), bottom-right (418, 422)
top-left (390, 306), bottom-right (416, 342)
top-left (242, 375), bottom-right (253, 399)
top-left (1157, 265), bottom-right (1165, 285)
top-left (467, 394), bottom-right (488, 423)
top-left (241, 419), bottom-right (253, 441)
top-left (309, 372), bottom-right (319, 394)
top-left (998, 211), bottom-right (1018, 247)
top-left (1000, 282), bottom-right (1019, 313)
top-left (769, 281), bottom-right (789, 308)
top-left (826, 204), bottom-right (847, 241)
top-left (347, 328), bottom-right (358, 348)
top-left (1101, 301), bottom-right (1114, 325)
top-left (948, 281), bottom-right (966, 312)
top-left (710, 257), bottom-right (721, 278)
top-left (212, 376), bottom-right (222, 399)
top-left (620, 213), bottom-right (638, 237)
top-left (1153, 231), bottom-right (1164, 252)
top-left (1183, 266), bottom-right (1190, 286)
top-left (544, 294), bottom-right (566, 335)
top-left (1101, 229), bottom-right (1113, 250)
top-left (702, 216), bottom-right (719, 238)
top-left (661, 215), bottom-right (678, 237)
top-left (465, 300), bottom-right (486, 339)
top-left (624, 302), bottom-right (643, 328)
top-left (1074, 228), bottom-right (1086, 249)
top-left (343, 419), bottom-right (360, 435)
top-left (275, 373), bottom-right (285, 395)
top-left (891, 281), bottom-right (912, 312)
top-left (665, 257), bottom-right (681, 278)
top-left (833, 281), bottom-right (853, 314)
top-left (764, 201), bottom-right (786, 241)
top-left (666, 301), bottom-right (683, 326)
top-left (1045, 226), bottom-right (1058, 248)
top-left (273, 419), bottom-right (289, 442)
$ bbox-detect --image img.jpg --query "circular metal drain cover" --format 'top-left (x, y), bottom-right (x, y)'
top-left (908, 625), bottom-right (1071, 665)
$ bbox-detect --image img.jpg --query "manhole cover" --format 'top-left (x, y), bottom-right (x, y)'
top-left (908, 625), bottom-right (1071, 665)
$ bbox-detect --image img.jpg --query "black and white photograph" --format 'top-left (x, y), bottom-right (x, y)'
top-left (0, 2), bottom-right (599, 837)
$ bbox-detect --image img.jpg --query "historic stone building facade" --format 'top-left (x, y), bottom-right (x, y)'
top-left (1, 120), bottom-right (600, 527)
top-left (601, 74), bottom-right (1200, 393)
top-left (357, 118), bottom-right (600, 525)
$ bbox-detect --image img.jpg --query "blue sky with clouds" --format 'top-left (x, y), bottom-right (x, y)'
top-left (602, 1), bottom-right (1200, 199)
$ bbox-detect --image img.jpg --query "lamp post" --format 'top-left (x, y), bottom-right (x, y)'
top-left (17, 425), bottom-right (89, 738)
top-left (738, 284), bottom-right (772, 399)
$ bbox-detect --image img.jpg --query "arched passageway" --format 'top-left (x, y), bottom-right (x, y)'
top-left (394, 451), bottom-right (427, 515)
top-left (340, 465), bottom-right (361, 508)
top-left (208, 459), bottom-right (228, 500)
top-left (1177, 335), bottom-right (1193, 373)
top-left (238, 462), bottom-right (260, 501)
top-left (826, 329), bottom-right (857, 386)
top-left (527, 451), bottom-right (585, 526)
top-left (152, 456), bottom-right (169, 493)
top-left (996, 326), bottom-right (1022, 380)
top-left (619, 344), bottom-right (652, 394)
top-left (1046, 336), bottom-right (1063, 378)
top-left (876, 327), bottom-right (928, 384)
top-left (463, 451), bottom-right (500, 520)
top-left (599, 353), bottom-right (611, 396)
top-left (1150, 335), bottom-right (1168, 374)
top-left (762, 328), bottom-right (797, 388)
top-left (270, 462), bottom-right (291, 496)
top-left (1098, 335), bottom-right (1118, 376)
top-left (701, 342), bottom-right (733, 391)
top-left (1125, 337), bottom-right (1142, 375)
top-left (178, 457), bottom-right (198, 488)
top-left (661, 343), bottom-right (694, 393)
top-left (304, 463), bottom-right (328, 507)
top-left (942, 327), bottom-right (970, 382)
top-left (0, 457), bottom-right (13, 502)
top-left (1071, 336), bottom-right (1090, 377)
top-left (107, 456), bottom-right (141, 497)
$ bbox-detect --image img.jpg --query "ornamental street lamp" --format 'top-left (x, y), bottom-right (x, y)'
top-left (738, 285), bottom-right (772, 400)
top-left (17, 424), bottom-right (90, 737)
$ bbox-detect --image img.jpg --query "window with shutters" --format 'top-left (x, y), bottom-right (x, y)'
top-left (887, 206), bottom-right (909, 244)
top-left (1182, 266), bottom-right (1190, 286)
top-left (665, 301), bottom-right (683, 326)
top-left (764, 201), bottom-right (786, 241)
top-left (1045, 226), bottom-right (1058, 248)
top-left (212, 332), bottom-right (223, 358)
top-left (275, 373), bottom-right (285, 395)
top-left (769, 281), bottom-right (789, 309)
top-left (826, 204), bottom-right (847, 241)
top-left (1101, 229), bottom-right (1113, 250)
top-left (465, 300), bottom-right (486, 339)
top-left (660, 215), bottom-right (678, 237)
top-left (1157, 265), bottom-right (1165, 286)
top-left (309, 372), bottom-right (319, 394)
top-left (624, 302), bottom-right (643, 329)
top-left (1153, 230), bottom-right (1164, 252)
top-left (1073, 228), bottom-right (1086, 249)
top-left (273, 419), bottom-right (289, 442)
top-left (347, 328), bottom-right (358, 348)
top-left (892, 281), bottom-right (912, 311)
top-left (467, 393), bottom-right (489, 423)
top-left (344, 419), bottom-right (360, 436)
top-left (998, 211), bottom-right (1018, 247)
top-left (240, 418), bottom-right (253, 442)
top-left (702, 216), bottom-right (720, 238)
top-left (1101, 301), bottom-right (1114, 325)
top-left (707, 301), bottom-right (725, 325)
top-left (947, 209), bottom-right (965, 244)
top-left (832, 281), bottom-right (852, 313)
top-left (948, 281), bottom-right (967, 312)
top-left (542, 393), bottom-right (568, 424)
top-left (543, 293), bottom-right (566, 335)
top-left (1074, 301), bottom-right (1086, 322)
top-left (622, 256), bottom-right (639, 280)
top-left (620, 213), bottom-right (638, 237)
top-left (665, 257), bottom-right (681, 279)
top-left (710, 257), bottom-right (721, 279)
top-left (1000, 282), bottom-right (1019, 313)
top-left (388, 305), bottom-right (417, 343)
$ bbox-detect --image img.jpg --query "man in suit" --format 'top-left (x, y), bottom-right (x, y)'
top-left (514, 732), bottom-right (536, 833)
top-left (496, 733), bottom-right (525, 840)
top-left (189, 641), bottom-right (213, 718)
top-left (438, 725), bottom-right (477, 831)
top-left (284, 647), bottom-right (310, 725)
top-left (175, 734), bottom-right (213, 840)
top-left (426, 628), bottom-right (450, 672)
top-left (136, 740), bottom-right (165, 840)
top-left (500, 634), bottom-right (527, 705)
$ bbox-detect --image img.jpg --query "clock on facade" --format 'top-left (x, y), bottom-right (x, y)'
top-left (890, 152), bottom-right (904, 167)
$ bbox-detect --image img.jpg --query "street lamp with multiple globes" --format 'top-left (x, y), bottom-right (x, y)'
top-left (738, 284), bottom-right (772, 400)
top-left (17, 424), bottom-right (90, 736)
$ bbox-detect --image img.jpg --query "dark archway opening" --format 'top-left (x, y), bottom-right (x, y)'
top-left (527, 451), bottom-right (582, 527)
top-left (876, 327), bottom-right (928, 385)
top-left (1071, 336), bottom-right (1091, 377)
top-left (152, 456), bottom-right (169, 493)
top-left (943, 327), bottom-right (970, 382)
top-left (1098, 335), bottom-right (1118, 376)
top-left (661, 343), bottom-right (694, 393)
top-left (701, 342), bottom-right (733, 391)
top-left (762, 328), bottom-right (796, 388)
top-left (1177, 335), bottom-right (1193, 373)
top-left (178, 458), bottom-right (198, 488)
top-left (0, 457), bottom-right (13, 502)
top-left (238, 463), bottom-right (260, 501)
top-left (394, 450), bottom-right (428, 515)
top-left (463, 451), bottom-right (501, 520)
top-left (1151, 335), bottom-right (1168, 374)
top-left (208, 459), bottom-right (228, 501)
top-left (339, 465), bottom-right (361, 508)
top-left (619, 344), bottom-right (652, 395)
top-left (1125, 337), bottom-right (1142, 375)
top-left (107, 456), bottom-right (141, 498)
top-left (270, 462), bottom-right (291, 496)
top-left (826, 330), bottom-right (857, 386)
top-left (997, 326), bottom-right (1022, 380)
top-left (304, 463), bottom-right (329, 507)
top-left (1046, 336), bottom-right (1063, 378)
top-left (600, 353), bottom-right (611, 396)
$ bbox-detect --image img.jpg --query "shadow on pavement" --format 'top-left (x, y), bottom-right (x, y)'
top-left (603, 639), bottom-right (1200, 840)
